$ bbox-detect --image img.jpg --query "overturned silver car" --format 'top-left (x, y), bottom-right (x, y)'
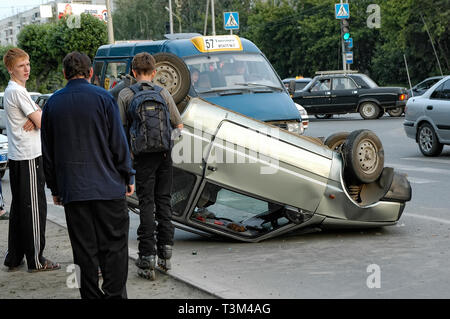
top-left (127, 97), bottom-right (411, 242)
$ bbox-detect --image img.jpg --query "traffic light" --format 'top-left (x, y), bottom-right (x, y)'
top-left (341, 19), bottom-right (350, 40)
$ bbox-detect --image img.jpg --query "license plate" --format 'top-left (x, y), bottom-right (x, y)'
top-left (0, 154), bottom-right (7, 162)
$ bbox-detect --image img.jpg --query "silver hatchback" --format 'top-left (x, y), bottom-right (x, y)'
top-left (404, 75), bottom-right (450, 156)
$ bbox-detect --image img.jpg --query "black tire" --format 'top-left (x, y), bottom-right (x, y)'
top-left (342, 129), bottom-right (384, 184)
top-left (387, 107), bottom-right (404, 117)
top-left (153, 52), bottom-right (191, 104)
top-left (324, 132), bottom-right (350, 151)
top-left (359, 102), bottom-right (380, 120)
top-left (376, 109), bottom-right (385, 118)
top-left (417, 123), bottom-right (443, 156)
top-left (314, 114), bottom-right (333, 119)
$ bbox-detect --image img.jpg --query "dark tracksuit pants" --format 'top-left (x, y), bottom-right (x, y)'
top-left (135, 151), bottom-right (174, 257)
top-left (4, 157), bottom-right (47, 270)
top-left (64, 199), bottom-right (129, 299)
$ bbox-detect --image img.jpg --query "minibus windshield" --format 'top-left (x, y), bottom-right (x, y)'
top-left (184, 53), bottom-right (283, 94)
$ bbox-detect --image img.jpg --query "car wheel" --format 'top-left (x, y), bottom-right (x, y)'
top-left (153, 52), bottom-right (191, 104)
top-left (324, 132), bottom-right (350, 151)
top-left (387, 107), bottom-right (404, 117)
top-left (376, 109), bottom-right (385, 118)
top-left (359, 102), bottom-right (380, 120)
top-left (418, 123), bottom-right (443, 156)
top-left (314, 114), bottom-right (333, 119)
top-left (342, 129), bottom-right (384, 184)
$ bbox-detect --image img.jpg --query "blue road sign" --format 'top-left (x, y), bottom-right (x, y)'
top-left (345, 51), bottom-right (353, 64)
top-left (345, 38), bottom-right (353, 49)
top-left (335, 3), bottom-right (350, 19)
top-left (224, 12), bottom-right (239, 30)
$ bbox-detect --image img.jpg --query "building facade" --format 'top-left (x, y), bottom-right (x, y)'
top-left (0, 0), bottom-right (110, 46)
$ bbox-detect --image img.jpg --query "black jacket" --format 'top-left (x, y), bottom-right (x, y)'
top-left (41, 79), bottom-right (134, 205)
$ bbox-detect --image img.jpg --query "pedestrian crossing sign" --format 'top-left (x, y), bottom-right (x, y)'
top-left (224, 12), bottom-right (239, 30)
top-left (335, 3), bottom-right (350, 19)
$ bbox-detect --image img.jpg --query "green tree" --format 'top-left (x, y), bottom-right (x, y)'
top-left (0, 45), bottom-right (14, 90)
top-left (16, 13), bottom-right (107, 92)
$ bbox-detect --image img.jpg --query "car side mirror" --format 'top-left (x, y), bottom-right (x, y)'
top-left (288, 80), bottom-right (296, 96)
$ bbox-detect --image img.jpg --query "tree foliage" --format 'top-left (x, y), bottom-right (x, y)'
top-left (1, 1), bottom-right (449, 91)
top-left (1, 13), bottom-right (107, 92)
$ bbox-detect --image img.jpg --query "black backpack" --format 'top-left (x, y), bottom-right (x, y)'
top-left (127, 83), bottom-right (173, 155)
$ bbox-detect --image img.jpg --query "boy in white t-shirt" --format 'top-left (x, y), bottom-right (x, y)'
top-left (2, 48), bottom-right (59, 272)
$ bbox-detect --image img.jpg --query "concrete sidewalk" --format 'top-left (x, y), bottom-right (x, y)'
top-left (0, 171), bottom-right (216, 299)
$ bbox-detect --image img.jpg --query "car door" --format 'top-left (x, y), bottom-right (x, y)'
top-left (428, 79), bottom-right (450, 142)
top-left (299, 77), bottom-right (332, 114)
top-left (330, 76), bottom-right (359, 113)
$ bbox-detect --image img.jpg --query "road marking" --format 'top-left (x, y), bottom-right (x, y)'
top-left (386, 163), bottom-right (450, 176)
top-left (406, 177), bottom-right (436, 184)
top-left (401, 157), bottom-right (450, 165)
top-left (406, 213), bottom-right (450, 225)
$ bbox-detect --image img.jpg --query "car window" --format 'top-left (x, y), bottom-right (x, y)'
top-left (104, 61), bottom-right (127, 90)
top-left (184, 52), bottom-right (283, 94)
top-left (443, 80), bottom-right (450, 100)
top-left (91, 61), bottom-right (104, 87)
top-left (332, 77), bottom-right (356, 90)
top-left (310, 79), bottom-right (331, 92)
top-left (172, 167), bottom-right (197, 216)
top-left (191, 183), bottom-right (290, 237)
top-left (295, 82), bottom-right (308, 91)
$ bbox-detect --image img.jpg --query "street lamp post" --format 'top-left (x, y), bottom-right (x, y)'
top-left (168, 0), bottom-right (174, 34)
top-left (106, 0), bottom-right (114, 44)
top-left (165, 7), bottom-right (182, 33)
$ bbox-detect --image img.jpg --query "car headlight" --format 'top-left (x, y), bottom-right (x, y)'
top-left (295, 103), bottom-right (308, 117)
top-left (287, 122), bottom-right (304, 135)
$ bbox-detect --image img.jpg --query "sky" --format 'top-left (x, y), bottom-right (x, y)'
top-left (0, 0), bottom-right (54, 20)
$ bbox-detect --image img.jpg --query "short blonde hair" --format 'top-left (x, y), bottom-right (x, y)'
top-left (3, 47), bottom-right (29, 70)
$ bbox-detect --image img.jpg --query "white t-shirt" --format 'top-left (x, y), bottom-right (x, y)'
top-left (4, 80), bottom-right (41, 160)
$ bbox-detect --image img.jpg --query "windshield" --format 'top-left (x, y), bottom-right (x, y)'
top-left (184, 53), bottom-right (284, 94)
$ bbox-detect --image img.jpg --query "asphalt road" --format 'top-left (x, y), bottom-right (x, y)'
top-left (5, 112), bottom-right (450, 299)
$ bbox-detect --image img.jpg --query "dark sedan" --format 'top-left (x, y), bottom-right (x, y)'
top-left (292, 71), bottom-right (408, 119)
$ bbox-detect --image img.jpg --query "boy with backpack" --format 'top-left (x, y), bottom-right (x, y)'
top-left (118, 52), bottom-right (183, 280)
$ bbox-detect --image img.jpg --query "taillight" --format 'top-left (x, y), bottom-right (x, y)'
top-left (399, 93), bottom-right (407, 101)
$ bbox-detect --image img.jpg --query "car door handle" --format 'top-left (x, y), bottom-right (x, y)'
top-left (207, 166), bottom-right (217, 172)
top-left (426, 105), bottom-right (433, 110)
top-left (352, 90), bottom-right (358, 94)
top-left (325, 91), bottom-right (331, 95)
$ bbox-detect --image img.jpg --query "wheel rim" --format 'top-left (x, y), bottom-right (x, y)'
top-left (362, 103), bottom-right (376, 118)
top-left (356, 139), bottom-right (379, 175)
top-left (419, 126), bottom-right (434, 153)
top-left (154, 61), bottom-right (181, 96)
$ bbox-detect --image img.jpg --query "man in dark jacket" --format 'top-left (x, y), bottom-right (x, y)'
top-left (41, 51), bottom-right (135, 299)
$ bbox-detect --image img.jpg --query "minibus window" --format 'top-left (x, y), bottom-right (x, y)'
top-left (104, 61), bottom-right (128, 90)
top-left (91, 61), bottom-right (104, 87)
top-left (184, 53), bottom-right (283, 94)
